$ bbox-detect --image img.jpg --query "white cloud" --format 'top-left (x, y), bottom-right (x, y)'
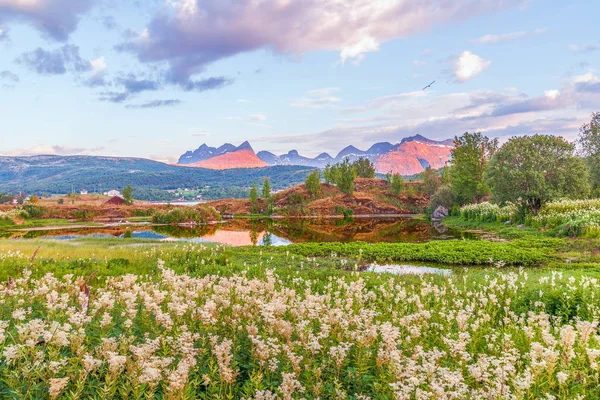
top-left (90, 56), bottom-right (106, 73)
top-left (454, 51), bottom-right (491, 82)
top-left (544, 90), bottom-right (560, 100)
top-left (292, 87), bottom-right (342, 109)
top-left (0, 0), bottom-right (96, 41)
top-left (120, 0), bottom-right (525, 81)
top-left (189, 128), bottom-right (209, 137)
top-left (472, 28), bottom-right (546, 44)
top-left (249, 114), bottom-right (266, 121)
top-left (6, 145), bottom-right (104, 156)
top-left (568, 43), bottom-right (600, 53)
top-left (340, 36), bottom-right (380, 64)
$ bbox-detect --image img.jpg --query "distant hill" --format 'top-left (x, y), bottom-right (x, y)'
top-left (0, 155), bottom-right (312, 200)
top-left (180, 134), bottom-right (453, 175)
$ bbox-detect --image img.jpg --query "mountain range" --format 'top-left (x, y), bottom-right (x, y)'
top-left (178, 135), bottom-right (454, 175)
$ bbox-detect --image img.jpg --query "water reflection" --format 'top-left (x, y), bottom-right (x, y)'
top-left (6, 217), bottom-right (472, 246)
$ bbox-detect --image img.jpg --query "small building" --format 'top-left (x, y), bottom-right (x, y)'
top-left (105, 196), bottom-right (126, 206)
top-left (104, 190), bottom-right (121, 197)
top-left (11, 197), bottom-right (18, 205)
top-left (80, 190), bottom-right (88, 195)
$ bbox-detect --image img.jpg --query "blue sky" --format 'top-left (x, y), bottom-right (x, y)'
top-left (0, 0), bottom-right (599, 162)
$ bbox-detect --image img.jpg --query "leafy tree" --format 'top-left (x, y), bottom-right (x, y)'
top-left (123, 185), bottom-right (134, 205)
top-left (262, 178), bottom-right (271, 199)
top-left (390, 174), bottom-right (404, 196)
top-left (450, 132), bottom-right (498, 205)
top-left (578, 112), bottom-right (600, 194)
top-left (422, 167), bottom-right (441, 196)
top-left (335, 159), bottom-right (357, 195)
top-left (249, 184), bottom-right (259, 213)
top-left (385, 172), bottom-right (393, 184)
top-left (430, 185), bottom-right (456, 209)
top-left (305, 170), bottom-right (321, 197)
top-left (323, 164), bottom-right (335, 184)
top-left (354, 157), bottom-right (375, 178)
top-left (322, 159), bottom-right (357, 195)
top-left (486, 134), bottom-right (590, 212)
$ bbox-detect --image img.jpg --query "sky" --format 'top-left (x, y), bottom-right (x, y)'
top-left (0, 0), bottom-right (599, 162)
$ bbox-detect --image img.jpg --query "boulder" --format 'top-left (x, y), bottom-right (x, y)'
top-left (432, 206), bottom-right (449, 219)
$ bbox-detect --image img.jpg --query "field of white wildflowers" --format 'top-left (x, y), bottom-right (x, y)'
top-left (1, 246), bottom-right (599, 399)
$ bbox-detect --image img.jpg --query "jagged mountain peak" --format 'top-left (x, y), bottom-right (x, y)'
top-left (178, 135), bottom-right (453, 174)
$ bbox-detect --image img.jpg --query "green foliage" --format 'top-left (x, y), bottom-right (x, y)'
top-left (430, 185), bottom-right (456, 209)
top-left (122, 184), bottom-right (134, 205)
top-left (249, 184), bottom-right (259, 213)
top-left (335, 206), bottom-right (354, 219)
top-left (487, 134), bottom-right (591, 212)
top-left (0, 241), bottom-right (597, 399)
top-left (151, 206), bottom-right (221, 225)
top-left (460, 202), bottom-right (519, 223)
top-left (353, 157), bottom-right (376, 178)
top-left (422, 167), bottom-right (441, 196)
top-left (305, 170), bottom-right (321, 197)
top-left (20, 204), bottom-right (46, 219)
top-left (450, 132), bottom-right (498, 204)
top-left (57, 198), bottom-right (64, 205)
top-left (390, 173), bottom-right (404, 196)
top-left (324, 158), bottom-right (357, 195)
top-left (279, 240), bottom-right (548, 266)
top-left (578, 111), bottom-right (600, 194)
top-left (527, 199), bottom-right (600, 237)
top-left (261, 178), bottom-right (271, 199)
top-left (73, 209), bottom-right (96, 221)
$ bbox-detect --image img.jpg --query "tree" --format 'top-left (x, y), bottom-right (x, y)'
top-left (450, 132), bottom-right (498, 205)
top-left (354, 158), bottom-right (375, 178)
top-left (249, 184), bottom-right (259, 213)
top-left (430, 185), bottom-right (456, 209)
top-left (422, 167), bottom-right (441, 196)
top-left (578, 112), bottom-right (600, 194)
top-left (390, 174), bottom-right (404, 196)
top-left (322, 159), bottom-right (357, 195)
top-left (323, 164), bottom-right (335, 184)
top-left (335, 158), bottom-right (357, 195)
top-left (385, 172), bottom-right (393, 184)
top-left (123, 185), bottom-right (134, 205)
top-left (486, 135), bottom-right (590, 212)
top-left (262, 178), bottom-right (271, 199)
top-left (305, 170), bottom-right (321, 197)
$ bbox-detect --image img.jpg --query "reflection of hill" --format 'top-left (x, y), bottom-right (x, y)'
top-left (267, 218), bottom-right (440, 243)
top-left (7, 217), bottom-right (458, 245)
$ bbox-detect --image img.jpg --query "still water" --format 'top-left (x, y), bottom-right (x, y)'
top-left (5, 218), bottom-right (477, 247)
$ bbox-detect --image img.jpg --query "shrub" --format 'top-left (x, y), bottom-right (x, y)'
top-left (152, 206), bottom-right (221, 225)
top-left (430, 185), bottom-right (455, 209)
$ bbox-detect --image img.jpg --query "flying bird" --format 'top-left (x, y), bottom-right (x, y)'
top-left (422, 80), bottom-right (435, 90)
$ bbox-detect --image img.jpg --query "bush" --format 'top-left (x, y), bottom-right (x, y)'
top-left (152, 206), bottom-right (221, 225)
top-left (430, 185), bottom-right (455, 209)
top-left (459, 202), bottom-right (518, 223)
top-left (20, 204), bottom-right (46, 219)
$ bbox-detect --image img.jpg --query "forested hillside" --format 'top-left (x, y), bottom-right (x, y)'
top-left (0, 155), bottom-right (313, 200)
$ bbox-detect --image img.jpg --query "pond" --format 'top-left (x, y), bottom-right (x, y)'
top-left (4, 217), bottom-right (478, 247)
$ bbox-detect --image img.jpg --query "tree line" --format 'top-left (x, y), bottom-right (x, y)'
top-left (429, 112), bottom-right (600, 217)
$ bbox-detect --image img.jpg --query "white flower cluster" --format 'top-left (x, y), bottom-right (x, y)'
top-left (0, 264), bottom-right (599, 398)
